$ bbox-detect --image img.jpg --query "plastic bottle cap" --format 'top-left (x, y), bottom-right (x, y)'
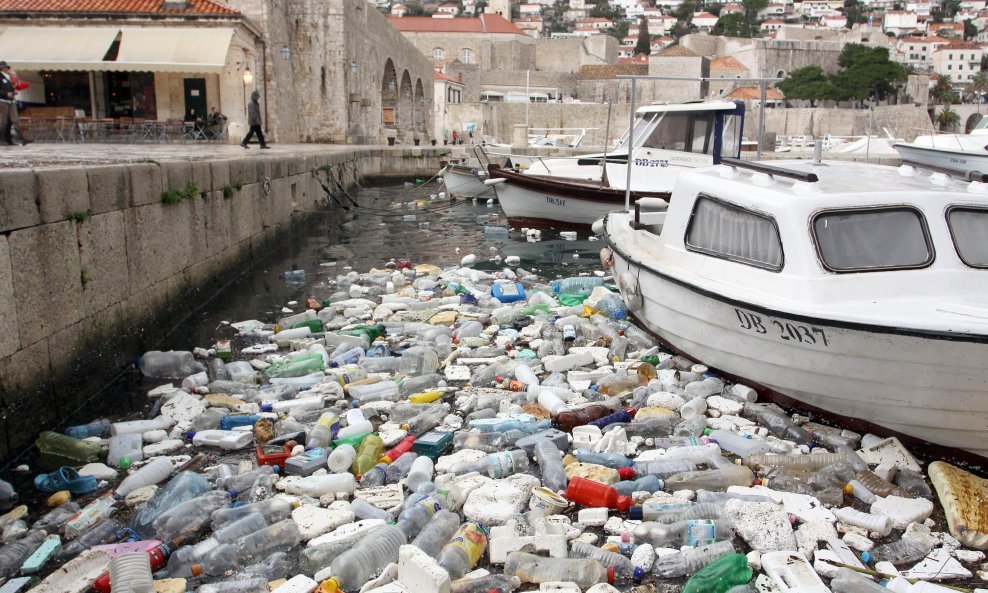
top-left (191, 564), bottom-right (203, 577)
top-left (861, 551), bottom-right (872, 563)
top-left (185, 431), bottom-right (197, 440)
top-left (618, 467), bottom-right (636, 480)
top-left (620, 531), bottom-right (631, 543)
top-left (633, 566), bottom-right (645, 582)
top-left (607, 566), bottom-right (615, 584)
top-left (260, 404), bottom-right (273, 412)
top-left (843, 483), bottom-right (854, 495)
top-left (628, 506), bottom-right (643, 520)
top-left (228, 489), bottom-right (239, 498)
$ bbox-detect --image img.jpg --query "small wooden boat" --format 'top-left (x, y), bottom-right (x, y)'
top-left (440, 161), bottom-right (490, 199)
top-left (600, 158), bottom-right (988, 459)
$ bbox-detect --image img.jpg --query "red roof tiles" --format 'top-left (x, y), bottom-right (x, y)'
top-left (0, 0), bottom-right (237, 14)
top-left (388, 13), bottom-right (527, 35)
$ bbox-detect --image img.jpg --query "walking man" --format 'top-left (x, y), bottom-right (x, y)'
top-left (240, 90), bottom-right (269, 149)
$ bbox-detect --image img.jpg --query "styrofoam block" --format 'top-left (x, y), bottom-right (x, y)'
top-left (812, 549), bottom-right (843, 578)
top-left (26, 549), bottom-right (111, 593)
top-left (307, 518), bottom-right (386, 548)
top-left (271, 575), bottom-right (318, 593)
top-left (436, 449), bottom-right (486, 473)
top-left (631, 543), bottom-right (656, 571)
top-left (291, 502), bottom-right (355, 541)
top-left (871, 496), bottom-right (935, 530)
top-left (539, 583), bottom-right (581, 593)
top-left (876, 562), bottom-right (901, 577)
top-left (143, 439), bottom-right (184, 457)
top-left (707, 396), bottom-right (744, 415)
top-left (842, 532), bottom-right (875, 552)
top-left (77, 463), bottom-right (117, 481)
top-left (398, 545), bottom-right (451, 593)
top-left (586, 585), bottom-right (621, 593)
top-left (445, 365), bottom-right (471, 381)
top-left (728, 485), bottom-right (836, 524)
top-left (954, 550), bottom-right (986, 563)
top-left (904, 548), bottom-right (974, 580)
top-left (463, 480), bottom-right (528, 525)
top-left (355, 483), bottom-right (405, 510)
top-left (726, 500), bottom-right (797, 553)
top-left (857, 437), bottom-right (922, 472)
top-left (577, 508), bottom-right (610, 527)
top-left (824, 537), bottom-right (867, 570)
top-left (488, 534), bottom-right (569, 563)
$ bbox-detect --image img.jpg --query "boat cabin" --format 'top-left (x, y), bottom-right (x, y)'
top-left (623, 160), bottom-right (988, 331)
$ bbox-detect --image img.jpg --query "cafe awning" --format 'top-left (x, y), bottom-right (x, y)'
top-left (111, 27), bottom-right (235, 74)
top-left (0, 26), bottom-right (120, 71)
top-left (0, 26), bottom-right (235, 74)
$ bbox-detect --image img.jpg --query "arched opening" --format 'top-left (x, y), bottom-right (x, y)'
top-left (399, 70), bottom-right (413, 130)
top-left (776, 69), bottom-right (786, 79)
top-left (414, 78), bottom-right (425, 134)
top-left (382, 58), bottom-right (398, 129)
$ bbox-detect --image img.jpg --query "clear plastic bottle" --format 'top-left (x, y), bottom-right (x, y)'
top-left (664, 466), bottom-right (754, 492)
top-left (570, 540), bottom-right (636, 578)
top-left (153, 490), bottom-right (231, 541)
top-left (285, 473), bottom-right (356, 497)
top-left (574, 448), bottom-right (632, 468)
top-left (486, 450), bottom-right (530, 478)
top-left (854, 470), bottom-right (914, 499)
top-left (614, 475), bottom-right (663, 495)
top-left (744, 405), bottom-right (811, 444)
top-left (630, 501), bottom-right (727, 524)
top-left (384, 452), bottom-right (418, 483)
top-left (830, 567), bottom-right (890, 593)
top-left (0, 530), bottom-right (45, 578)
top-left (450, 574), bottom-right (521, 593)
top-left (138, 350), bottom-right (206, 379)
top-left (233, 519), bottom-right (300, 561)
top-left (65, 419), bottom-right (112, 440)
top-left (398, 374), bottom-right (443, 397)
top-left (505, 551), bottom-right (611, 589)
top-left (631, 519), bottom-right (733, 547)
top-left (54, 519), bottom-right (121, 562)
top-left (307, 412), bottom-right (340, 449)
top-left (411, 510), bottom-right (460, 558)
top-left (353, 434), bottom-right (385, 475)
top-left (438, 522), bottom-right (488, 579)
top-left (349, 498), bottom-right (393, 522)
top-left (194, 543), bottom-right (239, 576)
top-left (166, 537), bottom-right (221, 578)
top-left (534, 440), bottom-right (567, 492)
top-left (550, 277), bottom-right (605, 296)
top-left (631, 459), bottom-right (698, 479)
top-left (65, 494), bottom-right (117, 539)
top-left (406, 456), bottom-right (434, 492)
top-left (348, 381), bottom-right (401, 404)
top-left (397, 496), bottom-right (446, 538)
top-left (108, 551), bottom-right (154, 593)
top-left (211, 498), bottom-right (292, 529)
top-left (328, 524), bottom-right (407, 590)
top-left (404, 405), bottom-right (449, 436)
top-left (652, 540), bottom-right (736, 577)
top-left (741, 453), bottom-right (847, 471)
top-left (399, 346), bottom-right (440, 377)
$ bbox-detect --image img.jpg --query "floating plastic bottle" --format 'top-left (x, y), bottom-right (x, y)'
top-left (108, 551), bottom-right (154, 593)
top-left (629, 459), bottom-right (698, 479)
top-left (566, 477), bottom-right (633, 511)
top-left (396, 496), bottom-right (445, 538)
top-left (450, 574), bottom-right (522, 593)
top-left (307, 412), bottom-right (340, 449)
top-left (35, 431), bottom-right (102, 466)
top-left (327, 444), bottom-right (357, 473)
top-left (65, 494), bottom-right (117, 539)
top-left (138, 350), bottom-right (206, 379)
top-left (153, 490), bottom-right (231, 541)
top-left (505, 551), bottom-right (612, 589)
top-left (631, 519), bottom-right (733, 547)
top-left (411, 510), bottom-right (460, 558)
top-left (130, 471), bottom-right (210, 538)
top-left (664, 465), bottom-right (754, 492)
top-left (65, 419), bottom-right (112, 440)
top-left (54, 519), bottom-right (121, 562)
top-left (534, 439), bottom-right (567, 492)
top-left (327, 524), bottom-right (406, 590)
top-left (833, 507), bottom-right (892, 537)
top-left (831, 567), bottom-right (893, 593)
top-left (570, 540), bottom-right (637, 578)
top-left (353, 434), bottom-right (385, 476)
top-left (0, 530), bottom-right (45, 578)
top-left (486, 449), bottom-right (530, 478)
top-left (550, 277), bottom-right (605, 296)
top-left (438, 521), bottom-right (488, 579)
top-left (116, 457), bottom-right (176, 497)
top-left (681, 553), bottom-right (752, 593)
top-left (406, 456), bottom-right (435, 492)
top-left (744, 405), bottom-right (811, 445)
top-left (652, 540), bottom-right (736, 577)
top-left (285, 473), bottom-right (356, 497)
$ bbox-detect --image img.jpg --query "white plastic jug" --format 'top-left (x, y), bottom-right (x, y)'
top-left (761, 551), bottom-right (830, 593)
top-left (191, 430), bottom-right (254, 451)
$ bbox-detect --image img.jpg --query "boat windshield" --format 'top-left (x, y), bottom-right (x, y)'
top-left (641, 112), bottom-right (716, 154)
top-left (946, 206), bottom-right (988, 268)
top-left (615, 113), bottom-right (660, 149)
top-left (812, 207), bottom-right (933, 272)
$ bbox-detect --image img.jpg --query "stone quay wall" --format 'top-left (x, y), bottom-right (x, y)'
top-left (0, 147), bottom-right (447, 463)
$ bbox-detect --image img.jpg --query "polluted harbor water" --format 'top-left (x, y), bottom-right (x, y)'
top-left (1, 183), bottom-right (988, 593)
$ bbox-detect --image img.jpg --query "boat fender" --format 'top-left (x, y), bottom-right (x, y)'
top-left (599, 247), bottom-right (614, 269)
top-left (619, 271), bottom-right (643, 312)
top-left (591, 219), bottom-right (605, 235)
top-left (484, 178), bottom-right (507, 186)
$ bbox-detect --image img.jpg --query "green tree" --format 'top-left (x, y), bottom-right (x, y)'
top-left (743, 0), bottom-right (768, 25)
top-left (590, 0), bottom-right (620, 19)
top-left (831, 43), bottom-right (908, 105)
top-left (707, 3), bottom-right (724, 16)
top-left (936, 105), bottom-right (961, 131)
top-left (776, 65), bottom-right (841, 106)
top-left (931, 73), bottom-right (954, 104)
top-left (964, 19), bottom-right (977, 40)
top-left (711, 12), bottom-right (755, 36)
top-left (635, 16), bottom-right (652, 55)
top-left (609, 20), bottom-right (630, 42)
top-left (844, 0), bottom-right (867, 25)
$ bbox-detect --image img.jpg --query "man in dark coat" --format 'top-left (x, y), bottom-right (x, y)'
top-left (0, 61), bottom-right (16, 146)
top-left (240, 90), bottom-right (269, 149)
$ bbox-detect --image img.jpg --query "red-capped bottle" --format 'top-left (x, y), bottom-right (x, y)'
top-left (92, 538), bottom-right (182, 593)
top-left (381, 435), bottom-right (416, 463)
top-left (566, 477), bottom-right (633, 512)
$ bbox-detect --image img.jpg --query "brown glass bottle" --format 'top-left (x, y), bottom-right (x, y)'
top-left (553, 405), bottom-right (611, 432)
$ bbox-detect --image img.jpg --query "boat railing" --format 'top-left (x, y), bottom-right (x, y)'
top-left (906, 127), bottom-right (969, 150)
top-left (720, 157), bottom-right (819, 182)
top-left (900, 158), bottom-right (988, 183)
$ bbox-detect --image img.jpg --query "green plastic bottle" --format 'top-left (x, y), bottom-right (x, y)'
top-left (290, 319), bottom-right (324, 333)
top-left (681, 553), bottom-right (752, 593)
top-left (338, 324), bottom-right (386, 343)
top-left (332, 432), bottom-right (372, 450)
top-left (36, 431), bottom-right (103, 468)
top-left (261, 353), bottom-right (325, 379)
top-left (353, 434), bottom-right (385, 476)
top-left (640, 354), bottom-right (661, 366)
top-left (521, 303), bottom-right (550, 316)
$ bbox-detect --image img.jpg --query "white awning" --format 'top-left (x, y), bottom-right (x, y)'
top-left (0, 26), bottom-right (120, 71)
top-left (112, 27), bottom-right (235, 74)
top-left (0, 26), bottom-right (235, 74)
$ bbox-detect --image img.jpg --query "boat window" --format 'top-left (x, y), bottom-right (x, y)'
top-left (947, 206), bottom-right (988, 268)
top-left (616, 112), bottom-right (658, 149)
top-left (720, 114), bottom-right (743, 158)
top-left (685, 196), bottom-right (784, 271)
top-left (812, 207), bottom-right (933, 272)
top-left (642, 112), bottom-right (715, 153)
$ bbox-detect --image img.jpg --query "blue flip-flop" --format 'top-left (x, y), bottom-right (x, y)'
top-left (34, 467), bottom-right (97, 495)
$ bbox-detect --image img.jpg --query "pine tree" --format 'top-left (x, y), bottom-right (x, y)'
top-left (634, 16), bottom-right (651, 56)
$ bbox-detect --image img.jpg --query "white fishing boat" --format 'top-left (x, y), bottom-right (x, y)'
top-left (486, 100), bottom-right (747, 227)
top-left (599, 158), bottom-right (988, 459)
top-left (894, 119), bottom-right (988, 177)
top-left (439, 160), bottom-right (490, 199)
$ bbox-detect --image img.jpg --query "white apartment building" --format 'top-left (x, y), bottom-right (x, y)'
top-left (896, 35), bottom-right (949, 70)
top-left (884, 10), bottom-right (920, 35)
top-left (932, 41), bottom-right (984, 86)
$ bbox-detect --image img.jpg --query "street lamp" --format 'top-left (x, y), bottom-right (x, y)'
top-left (242, 67), bottom-right (253, 86)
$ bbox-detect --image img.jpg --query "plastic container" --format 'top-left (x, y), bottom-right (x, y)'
top-left (107, 433), bottom-right (144, 468)
top-left (761, 551), bottom-right (829, 593)
top-left (284, 473), bottom-right (356, 496)
top-left (682, 554), bottom-right (752, 593)
top-left (652, 540), bottom-right (736, 578)
top-left (190, 430), bottom-right (254, 450)
top-left (137, 350), bottom-right (205, 379)
top-left (566, 477), bottom-right (633, 511)
top-left (833, 507), bottom-right (892, 537)
top-left (64, 494), bottom-right (117, 539)
top-left (285, 448), bottom-right (330, 477)
top-left (108, 551), bottom-right (154, 593)
top-left (505, 551), bottom-right (612, 589)
top-left (328, 524), bottom-right (406, 590)
top-left (492, 281), bottom-right (526, 303)
top-left (438, 522), bottom-right (488, 579)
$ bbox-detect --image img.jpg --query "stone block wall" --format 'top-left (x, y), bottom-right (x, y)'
top-left (0, 147), bottom-right (446, 464)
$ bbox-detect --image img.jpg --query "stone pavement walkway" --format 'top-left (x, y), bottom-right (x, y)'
top-left (0, 142), bottom-right (439, 170)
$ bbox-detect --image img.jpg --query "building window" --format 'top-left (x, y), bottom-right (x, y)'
top-left (433, 48), bottom-right (445, 60)
top-left (461, 48), bottom-right (473, 64)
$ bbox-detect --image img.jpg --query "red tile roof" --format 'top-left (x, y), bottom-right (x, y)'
top-left (0, 0), bottom-right (238, 14)
top-left (727, 86), bottom-right (785, 100)
top-left (388, 13), bottom-right (527, 35)
top-left (434, 70), bottom-right (463, 84)
top-left (711, 55), bottom-right (749, 70)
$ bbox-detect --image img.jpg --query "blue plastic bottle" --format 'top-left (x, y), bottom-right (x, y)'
top-left (589, 408), bottom-right (636, 429)
top-left (219, 415), bottom-right (262, 431)
top-left (65, 419), bottom-right (112, 440)
top-left (573, 448), bottom-right (633, 468)
top-left (614, 475), bottom-right (664, 495)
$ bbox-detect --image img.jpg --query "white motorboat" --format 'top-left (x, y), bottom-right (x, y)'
top-left (600, 158), bottom-right (988, 459)
top-left (439, 161), bottom-right (491, 199)
top-left (486, 100), bottom-right (747, 227)
top-left (894, 119), bottom-right (988, 177)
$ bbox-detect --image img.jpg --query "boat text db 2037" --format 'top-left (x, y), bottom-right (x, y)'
top-left (484, 100), bottom-right (746, 228)
top-left (599, 157), bottom-right (988, 459)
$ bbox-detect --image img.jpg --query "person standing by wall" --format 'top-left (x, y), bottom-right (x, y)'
top-left (7, 68), bottom-right (30, 145)
top-left (0, 62), bottom-right (16, 146)
top-left (240, 90), bottom-right (270, 149)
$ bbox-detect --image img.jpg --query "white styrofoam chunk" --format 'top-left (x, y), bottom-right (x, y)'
top-left (397, 545), bottom-right (451, 593)
top-left (871, 496), bottom-right (935, 530)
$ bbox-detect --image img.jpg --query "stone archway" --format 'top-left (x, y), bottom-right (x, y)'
top-left (382, 59), bottom-right (398, 132)
top-left (414, 78), bottom-right (425, 136)
top-left (399, 70), bottom-right (413, 131)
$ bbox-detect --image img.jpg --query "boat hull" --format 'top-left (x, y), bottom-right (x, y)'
top-left (894, 142), bottom-right (988, 177)
top-left (604, 214), bottom-right (988, 459)
top-left (489, 165), bottom-right (669, 228)
top-left (441, 165), bottom-right (490, 199)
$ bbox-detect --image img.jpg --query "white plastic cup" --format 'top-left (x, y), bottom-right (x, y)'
top-left (528, 487), bottom-right (568, 513)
